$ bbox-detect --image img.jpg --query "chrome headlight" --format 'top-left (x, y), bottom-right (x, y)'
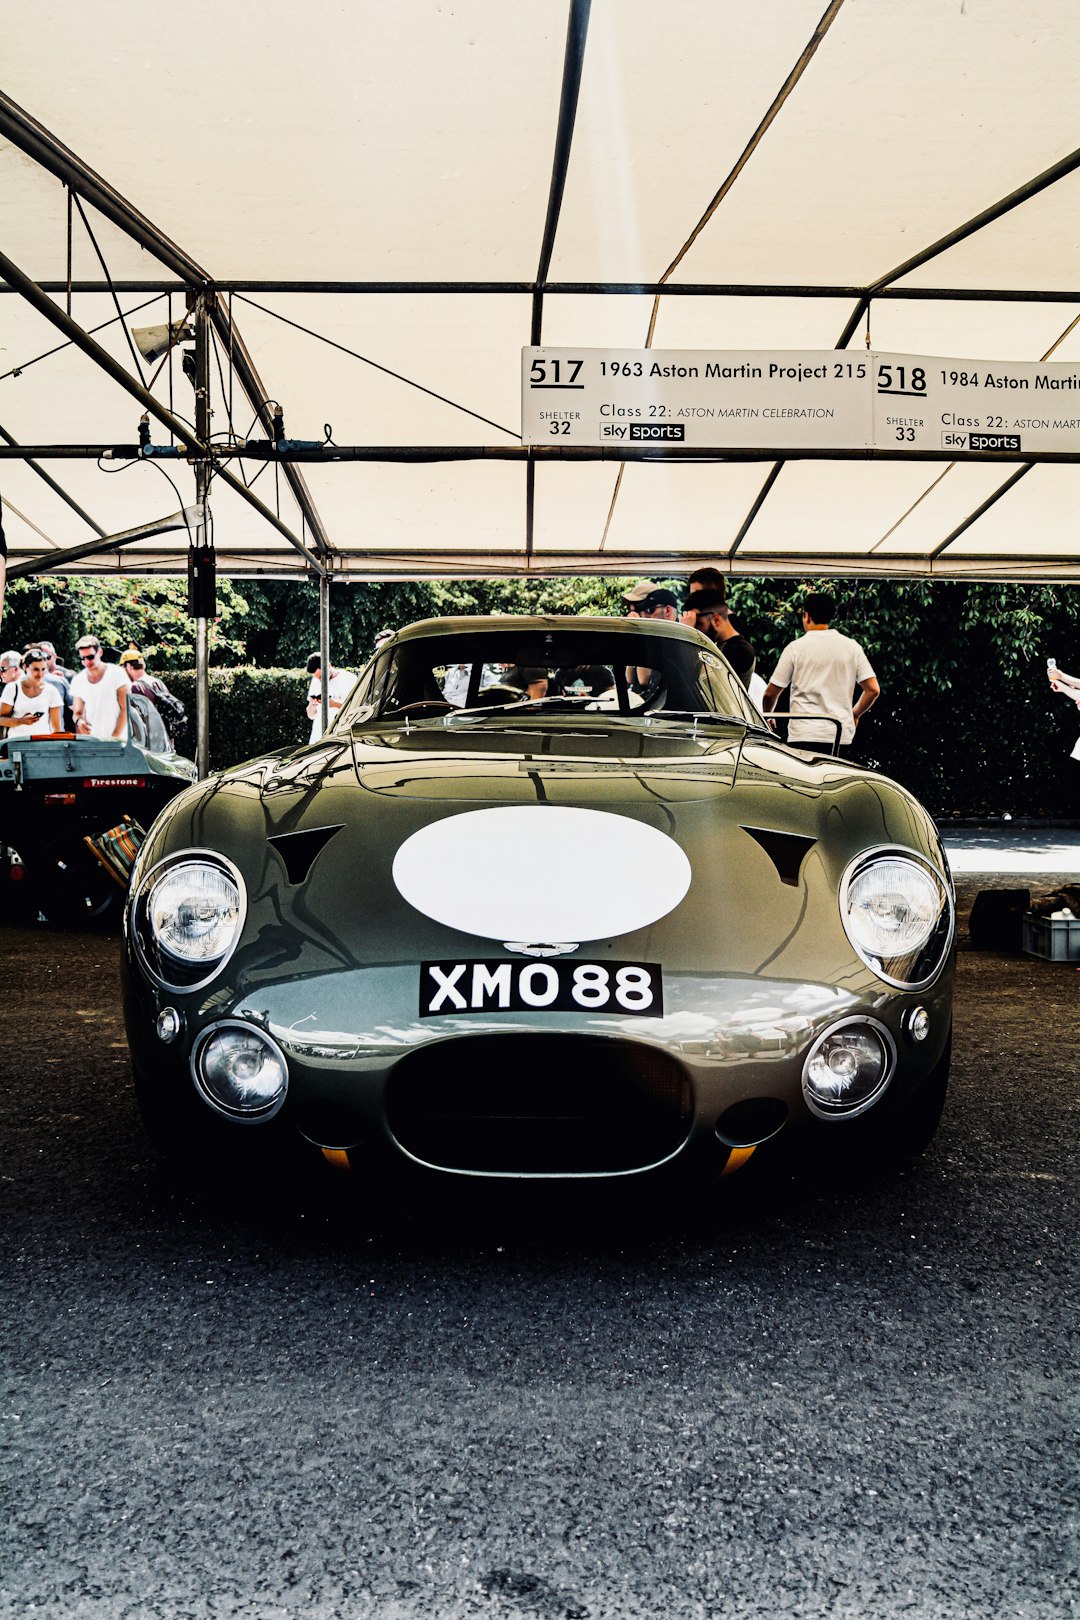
top-left (803, 1017), bottom-right (895, 1119)
top-left (133, 852), bottom-right (246, 988)
top-left (840, 849), bottom-right (953, 988)
top-left (193, 1021), bottom-right (288, 1122)
top-left (149, 861), bottom-right (241, 963)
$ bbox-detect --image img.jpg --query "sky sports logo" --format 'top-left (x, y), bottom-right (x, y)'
top-left (599, 422), bottom-right (686, 441)
top-left (942, 431), bottom-right (1022, 452)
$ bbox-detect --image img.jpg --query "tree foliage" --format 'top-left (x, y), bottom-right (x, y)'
top-left (234, 575), bottom-right (660, 667)
top-left (3, 570), bottom-right (1078, 816)
top-left (1, 574), bottom-right (250, 664)
top-left (727, 577), bottom-right (1079, 816)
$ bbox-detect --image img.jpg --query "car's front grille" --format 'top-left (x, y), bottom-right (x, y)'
top-left (386, 1033), bottom-right (692, 1175)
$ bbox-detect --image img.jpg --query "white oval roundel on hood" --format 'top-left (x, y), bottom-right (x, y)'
top-left (392, 805), bottom-right (691, 944)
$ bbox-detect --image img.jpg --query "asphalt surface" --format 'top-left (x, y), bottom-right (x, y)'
top-left (1, 852), bottom-right (1077, 1619)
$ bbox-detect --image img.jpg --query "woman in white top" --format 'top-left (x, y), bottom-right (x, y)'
top-left (0, 648), bottom-right (62, 736)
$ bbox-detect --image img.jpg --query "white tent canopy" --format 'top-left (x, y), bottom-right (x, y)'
top-left (2, 0), bottom-right (1078, 583)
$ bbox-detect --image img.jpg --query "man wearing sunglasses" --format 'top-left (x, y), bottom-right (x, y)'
top-left (70, 636), bottom-right (131, 741)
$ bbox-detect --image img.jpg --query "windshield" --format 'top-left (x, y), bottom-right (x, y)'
top-left (337, 626), bottom-right (763, 728)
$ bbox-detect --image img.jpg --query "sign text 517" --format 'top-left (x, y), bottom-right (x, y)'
top-left (529, 358), bottom-right (584, 388)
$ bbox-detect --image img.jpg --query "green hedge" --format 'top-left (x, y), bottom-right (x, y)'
top-left (168, 668), bottom-right (313, 774)
top-left (727, 579), bottom-right (1080, 820)
top-left (8, 572), bottom-right (1080, 814)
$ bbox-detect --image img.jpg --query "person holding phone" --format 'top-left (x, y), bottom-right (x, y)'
top-left (1047, 658), bottom-right (1080, 762)
top-left (1047, 658), bottom-right (1080, 705)
top-left (0, 647), bottom-right (61, 735)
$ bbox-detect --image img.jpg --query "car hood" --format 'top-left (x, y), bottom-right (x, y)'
top-left (138, 717), bottom-right (946, 990)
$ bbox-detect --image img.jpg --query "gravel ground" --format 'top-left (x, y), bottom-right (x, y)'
top-left (0, 874), bottom-right (1076, 1620)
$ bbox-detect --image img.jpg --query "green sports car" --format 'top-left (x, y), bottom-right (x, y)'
top-left (123, 616), bottom-right (954, 1183)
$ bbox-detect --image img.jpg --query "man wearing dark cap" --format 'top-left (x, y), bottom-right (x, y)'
top-left (636, 588), bottom-right (680, 622)
top-left (626, 589), bottom-right (679, 698)
top-left (685, 589), bottom-right (757, 689)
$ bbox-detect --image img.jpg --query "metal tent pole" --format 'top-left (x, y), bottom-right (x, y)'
top-left (191, 294), bottom-right (213, 781)
top-left (0, 243), bottom-right (326, 578)
top-left (319, 567), bottom-right (330, 738)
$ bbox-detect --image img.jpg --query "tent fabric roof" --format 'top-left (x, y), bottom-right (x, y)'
top-left (1, 0), bottom-right (1078, 581)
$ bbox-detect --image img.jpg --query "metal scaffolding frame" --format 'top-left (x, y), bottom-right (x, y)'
top-left (1, 0), bottom-right (1078, 767)
top-left (1, 0), bottom-right (1078, 585)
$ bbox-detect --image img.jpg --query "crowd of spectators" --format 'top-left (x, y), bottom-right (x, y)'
top-left (0, 636), bottom-right (186, 748)
top-left (0, 578), bottom-right (880, 765)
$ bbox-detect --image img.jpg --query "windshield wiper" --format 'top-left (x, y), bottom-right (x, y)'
top-left (646, 708), bottom-right (755, 727)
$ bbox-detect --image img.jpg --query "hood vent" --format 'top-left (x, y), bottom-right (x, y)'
top-left (742, 826), bottom-right (815, 887)
top-left (268, 824), bottom-right (343, 885)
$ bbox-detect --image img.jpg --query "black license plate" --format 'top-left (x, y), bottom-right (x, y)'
top-left (419, 959), bottom-right (663, 1018)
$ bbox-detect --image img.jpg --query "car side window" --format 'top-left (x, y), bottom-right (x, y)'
top-left (128, 692), bottom-right (170, 751)
top-left (337, 654), bottom-right (388, 723)
top-left (693, 653), bottom-right (760, 720)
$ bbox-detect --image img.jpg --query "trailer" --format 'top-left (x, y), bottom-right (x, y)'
top-left (0, 694), bottom-right (196, 926)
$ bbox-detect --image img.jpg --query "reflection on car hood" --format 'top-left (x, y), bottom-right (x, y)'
top-left (189, 718), bottom-right (855, 822)
top-left (346, 720), bottom-right (745, 803)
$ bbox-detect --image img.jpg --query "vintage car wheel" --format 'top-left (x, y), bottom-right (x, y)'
top-left (134, 1056), bottom-right (304, 1185)
top-left (890, 1029), bottom-right (952, 1163)
top-left (32, 834), bottom-right (122, 928)
top-left (0, 844), bottom-right (34, 922)
top-left (133, 1060), bottom-right (231, 1164)
top-left (132, 1062), bottom-right (328, 1191)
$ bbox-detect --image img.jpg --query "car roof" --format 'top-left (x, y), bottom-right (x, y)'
top-left (388, 614), bottom-right (706, 645)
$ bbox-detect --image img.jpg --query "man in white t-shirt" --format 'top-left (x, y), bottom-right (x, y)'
top-left (305, 654), bottom-right (356, 743)
top-left (70, 636), bottom-right (131, 740)
top-left (763, 592), bottom-right (879, 757)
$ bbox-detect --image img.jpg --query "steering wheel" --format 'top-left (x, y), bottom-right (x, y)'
top-left (466, 684), bottom-right (524, 708)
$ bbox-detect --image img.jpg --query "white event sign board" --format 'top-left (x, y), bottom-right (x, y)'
top-left (521, 349), bottom-right (1080, 456)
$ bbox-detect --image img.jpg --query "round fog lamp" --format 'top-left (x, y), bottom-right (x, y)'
top-left (903, 1006), bottom-right (931, 1043)
top-left (803, 1019), bottom-right (894, 1119)
top-left (193, 1023), bottom-right (288, 1121)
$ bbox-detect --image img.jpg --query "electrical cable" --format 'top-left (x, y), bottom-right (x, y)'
top-left (0, 294), bottom-right (163, 385)
top-left (234, 295), bottom-right (518, 438)
top-left (70, 192), bottom-right (149, 387)
top-left (95, 446), bottom-right (196, 543)
top-left (206, 325), bottom-right (251, 485)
